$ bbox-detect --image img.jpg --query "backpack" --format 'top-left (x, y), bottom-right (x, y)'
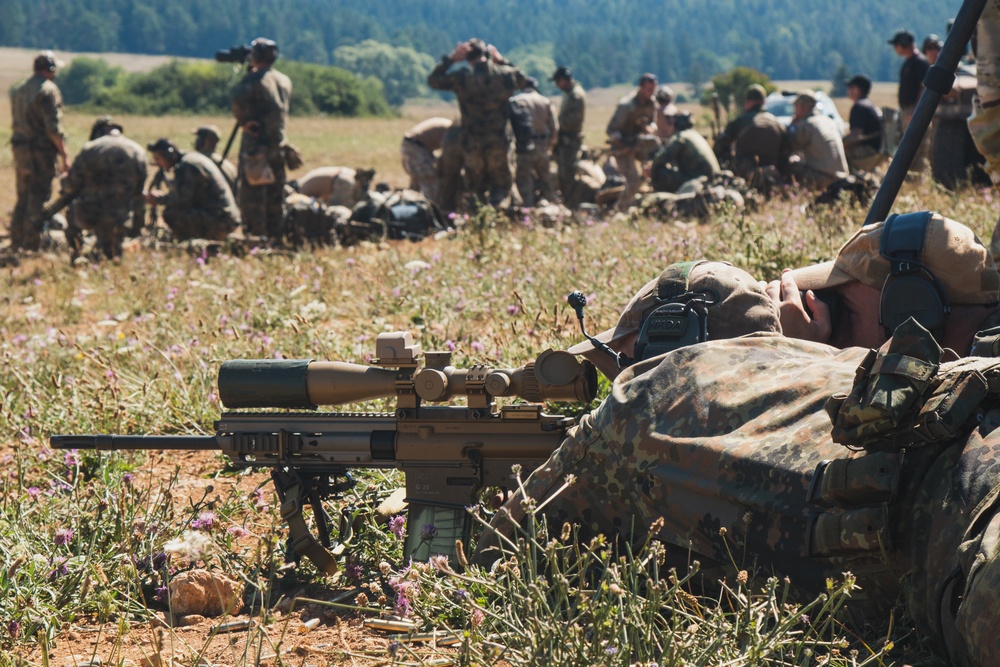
top-left (508, 99), bottom-right (535, 154)
top-left (369, 189), bottom-right (447, 241)
top-left (284, 194), bottom-right (351, 247)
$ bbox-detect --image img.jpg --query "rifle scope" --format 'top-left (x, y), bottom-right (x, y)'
top-left (219, 349), bottom-right (597, 409)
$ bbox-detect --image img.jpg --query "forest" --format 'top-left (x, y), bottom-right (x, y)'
top-left (2, 0), bottom-right (961, 91)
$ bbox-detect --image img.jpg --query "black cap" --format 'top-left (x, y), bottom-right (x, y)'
top-left (33, 50), bottom-right (63, 73)
top-left (846, 74), bottom-right (872, 97)
top-left (639, 72), bottom-right (658, 85)
top-left (147, 138), bottom-right (178, 155)
top-left (888, 30), bottom-right (915, 47)
top-left (923, 34), bottom-right (943, 51)
top-left (90, 116), bottom-right (123, 140)
top-left (251, 37), bottom-right (278, 64)
top-left (551, 66), bottom-right (572, 81)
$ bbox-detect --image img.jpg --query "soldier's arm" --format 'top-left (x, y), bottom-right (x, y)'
top-left (39, 87), bottom-right (69, 171)
top-left (547, 101), bottom-right (558, 144)
top-left (606, 103), bottom-right (628, 144)
top-left (427, 57), bottom-right (457, 91)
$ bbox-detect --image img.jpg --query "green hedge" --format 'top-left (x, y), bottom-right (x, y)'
top-left (59, 57), bottom-right (393, 117)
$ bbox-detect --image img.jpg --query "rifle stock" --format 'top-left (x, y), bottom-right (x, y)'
top-left (52, 331), bottom-right (597, 573)
top-left (30, 190), bottom-right (79, 230)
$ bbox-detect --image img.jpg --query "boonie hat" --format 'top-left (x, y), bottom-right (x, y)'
top-left (568, 261), bottom-right (781, 355)
top-left (655, 85), bottom-right (675, 105)
top-left (90, 116), bottom-right (123, 140)
top-left (788, 214), bottom-right (1000, 305)
top-left (888, 30), bottom-right (916, 47)
top-left (745, 84), bottom-right (767, 102)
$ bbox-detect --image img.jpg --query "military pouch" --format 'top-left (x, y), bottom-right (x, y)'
top-left (242, 150), bottom-right (276, 186)
top-left (827, 318), bottom-right (1000, 452)
top-left (808, 504), bottom-right (889, 557)
top-left (826, 318), bottom-right (942, 451)
top-left (282, 143), bottom-right (304, 171)
top-left (970, 325), bottom-right (1000, 358)
top-left (807, 452), bottom-right (901, 508)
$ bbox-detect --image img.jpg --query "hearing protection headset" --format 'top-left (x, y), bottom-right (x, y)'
top-left (633, 260), bottom-right (717, 362)
top-left (878, 211), bottom-right (949, 339)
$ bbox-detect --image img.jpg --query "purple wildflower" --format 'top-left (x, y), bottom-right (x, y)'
top-left (227, 525), bottom-right (252, 538)
top-left (54, 528), bottom-right (74, 546)
top-left (6, 620), bottom-right (20, 638)
top-left (122, 473), bottom-right (134, 485)
top-left (420, 524), bottom-right (438, 541)
top-left (26, 487), bottom-right (40, 499)
top-left (153, 586), bottom-right (168, 602)
top-left (471, 341), bottom-right (485, 353)
top-left (190, 511), bottom-right (217, 530)
top-left (389, 515), bottom-right (406, 539)
top-left (48, 557), bottom-right (68, 580)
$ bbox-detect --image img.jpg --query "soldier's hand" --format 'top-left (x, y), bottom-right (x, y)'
top-left (450, 42), bottom-right (471, 62)
top-left (764, 270), bottom-right (832, 343)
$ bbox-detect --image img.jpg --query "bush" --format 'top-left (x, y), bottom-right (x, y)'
top-left (702, 66), bottom-right (776, 117)
top-left (60, 58), bottom-right (393, 118)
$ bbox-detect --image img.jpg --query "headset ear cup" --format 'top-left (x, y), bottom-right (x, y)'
top-left (880, 273), bottom-right (947, 338)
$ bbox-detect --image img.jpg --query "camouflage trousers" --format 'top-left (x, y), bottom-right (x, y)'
top-left (401, 139), bottom-right (439, 204)
top-left (973, 0), bottom-right (1000, 256)
top-left (238, 154), bottom-right (286, 238)
top-left (787, 158), bottom-right (839, 191)
top-left (67, 199), bottom-right (140, 260)
top-left (555, 133), bottom-right (583, 202)
top-left (10, 143), bottom-right (57, 251)
top-left (163, 206), bottom-right (235, 242)
top-left (462, 133), bottom-right (512, 208)
top-left (515, 141), bottom-right (555, 207)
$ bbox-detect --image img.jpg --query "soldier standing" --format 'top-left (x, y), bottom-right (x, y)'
top-left (62, 118), bottom-right (147, 261)
top-left (890, 30), bottom-right (931, 175)
top-left (8, 51), bottom-right (70, 251)
top-left (552, 66), bottom-right (586, 203)
top-left (427, 38), bottom-right (528, 208)
top-left (607, 73), bottom-right (659, 211)
top-left (509, 78), bottom-right (558, 207)
top-left (145, 138), bottom-right (240, 242)
top-left (400, 116), bottom-right (453, 204)
top-left (193, 125), bottom-right (238, 196)
top-left (230, 38), bottom-right (292, 239)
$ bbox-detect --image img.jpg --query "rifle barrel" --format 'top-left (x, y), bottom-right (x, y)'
top-left (51, 434), bottom-right (219, 450)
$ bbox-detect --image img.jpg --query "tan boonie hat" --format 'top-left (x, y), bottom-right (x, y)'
top-left (789, 213), bottom-right (1000, 305)
top-left (567, 261), bottom-right (781, 355)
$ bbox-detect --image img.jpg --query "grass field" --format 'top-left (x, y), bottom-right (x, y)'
top-left (1, 47), bottom-right (993, 667)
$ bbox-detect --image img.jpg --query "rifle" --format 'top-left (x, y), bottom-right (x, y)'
top-left (52, 332), bottom-right (597, 574)
top-left (29, 190), bottom-right (79, 230)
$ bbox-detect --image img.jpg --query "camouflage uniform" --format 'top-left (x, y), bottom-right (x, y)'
top-left (159, 151), bottom-right (240, 242)
top-left (556, 82), bottom-right (586, 201)
top-left (428, 57), bottom-right (527, 207)
top-left (648, 128), bottom-right (721, 193)
top-left (479, 328), bottom-right (1000, 666)
top-left (203, 150), bottom-right (239, 198)
top-left (63, 135), bottom-right (147, 259)
top-left (9, 73), bottom-right (65, 250)
top-left (715, 106), bottom-right (788, 178)
top-left (788, 111), bottom-right (849, 190)
top-left (509, 89), bottom-right (558, 206)
top-left (401, 117), bottom-right (452, 205)
top-left (606, 91), bottom-right (658, 210)
top-left (437, 122), bottom-right (465, 213)
top-left (231, 66), bottom-right (292, 237)
top-left (971, 2), bottom-right (1000, 257)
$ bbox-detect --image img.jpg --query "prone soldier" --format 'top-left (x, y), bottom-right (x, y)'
top-left (8, 51), bottom-right (70, 251)
top-left (145, 138), bottom-right (241, 242)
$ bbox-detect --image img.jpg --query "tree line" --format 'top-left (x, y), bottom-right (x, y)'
top-left (3, 0), bottom-right (960, 98)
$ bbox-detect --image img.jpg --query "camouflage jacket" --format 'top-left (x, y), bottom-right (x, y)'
top-left (716, 106), bottom-right (787, 167)
top-left (478, 333), bottom-right (1000, 666)
top-left (231, 67), bottom-right (292, 155)
top-left (789, 111), bottom-right (849, 181)
top-left (509, 89), bottom-right (558, 140)
top-left (63, 135), bottom-right (147, 207)
top-left (650, 128), bottom-right (721, 182)
top-left (427, 57), bottom-right (527, 140)
top-left (606, 90), bottom-right (657, 147)
top-left (9, 74), bottom-right (64, 149)
top-left (163, 151), bottom-right (240, 221)
top-left (558, 83), bottom-right (586, 137)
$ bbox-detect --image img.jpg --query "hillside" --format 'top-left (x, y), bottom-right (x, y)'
top-left (1, 0), bottom-right (964, 88)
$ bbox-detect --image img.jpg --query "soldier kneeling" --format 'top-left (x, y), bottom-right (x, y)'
top-left (146, 138), bottom-right (240, 242)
